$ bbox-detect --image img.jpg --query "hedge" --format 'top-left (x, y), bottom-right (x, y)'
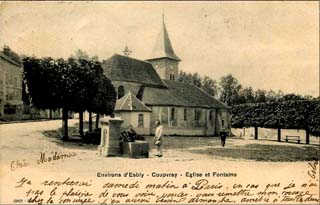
top-left (231, 99), bottom-right (320, 136)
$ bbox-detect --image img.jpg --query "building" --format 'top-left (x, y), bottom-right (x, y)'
top-left (104, 18), bottom-right (231, 136)
top-left (0, 46), bottom-right (23, 119)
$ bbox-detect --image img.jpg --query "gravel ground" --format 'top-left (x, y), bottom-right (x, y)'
top-left (0, 120), bottom-right (319, 204)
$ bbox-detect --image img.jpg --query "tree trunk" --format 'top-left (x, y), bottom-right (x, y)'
top-left (254, 127), bottom-right (258, 140)
top-left (79, 111), bottom-right (84, 137)
top-left (62, 108), bottom-right (68, 140)
top-left (306, 127), bottom-right (310, 144)
top-left (277, 127), bottom-right (281, 142)
top-left (95, 113), bottom-right (100, 129)
top-left (49, 109), bottom-right (52, 119)
top-left (89, 112), bottom-right (93, 132)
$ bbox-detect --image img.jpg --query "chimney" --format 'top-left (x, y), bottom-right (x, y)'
top-left (3, 45), bottom-right (10, 56)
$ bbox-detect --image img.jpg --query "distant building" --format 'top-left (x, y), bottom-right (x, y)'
top-left (104, 18), bottom-right (231, 136)
top-left (0, 46), bottom-right (23, 119)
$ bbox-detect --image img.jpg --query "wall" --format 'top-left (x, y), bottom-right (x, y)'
top-left (147, 58), bottom-right (179, 81)
top-left (114, 111), bottom-right (151, 135)
top-left (215, 109), bottom-right (231, 135)
top-left (148, 105), bottom-right (231, 136)
top-left (0, 56), bottom-right (23, 118)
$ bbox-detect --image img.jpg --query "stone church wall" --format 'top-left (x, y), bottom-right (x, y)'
top-left (148, 105), bottom-right (230, 136)
top-left (115, 111), bottom-right (151, 135)
top-left (147, 58), bottom-right (179, 81)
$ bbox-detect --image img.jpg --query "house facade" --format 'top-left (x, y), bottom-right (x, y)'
top-left (103, 18), bottom-right (231, 136)
top-left (0, 46), bottom-right (23, 119)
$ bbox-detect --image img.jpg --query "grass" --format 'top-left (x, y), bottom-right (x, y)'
top-left (42, 125), bottom-right (319, 162)
top-left (189, 143), bottom-right (320, 162)
top-left (144, 135), bottom-right (220, 149)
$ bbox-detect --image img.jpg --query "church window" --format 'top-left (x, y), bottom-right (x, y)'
top-left (170, 74), bottom-right (175, 81)
top-left (222, 119), bottom-right (225, 127)
top-left (194, 110), bottom-right (198, 120)
top-left (138, 114), bottom-right (144, 127)
top-left (195, 109), bottom-right (201, 121)
top-left (209, 110), bottom-right (213, 120)
top-left (117, 86), bottom-right (124, 99)
top-left (171, 108), bottom-right (175, 121)
top-left (184, 109), bottom-right (187, 121)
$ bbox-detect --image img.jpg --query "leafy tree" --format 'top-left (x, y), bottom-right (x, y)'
top-left (23, 56), bottom-right (116, 140)
top-left (254, 89), bottom-right (267, 103)
top-left (89, 74), bottom-right (117, 129)
top-left (23, 57), bottom-right (72, 139)
top-left (219, 74), bottom-right (242, 106)
top-left (244, 87), bottom-right (255, 103)
top-left (266, 90), bottom-right (277, 102)
top-left (275, 90), bottom-right (284, 100)
top-left (178, 71), bottom-right (193, 85)
top-left (231, 99), bottom-right (320, 142)
top-left (280, 93), bottom-right (304, 102)
top-left (71, 49), bottom-right (90, 60)
top-left (191, 73), bottom-right (202, 88)
top-left (201, 75), bottom-right (218, 97)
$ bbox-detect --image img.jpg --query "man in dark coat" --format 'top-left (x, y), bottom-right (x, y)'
top-left (220, 128), bottom-right (228, 147)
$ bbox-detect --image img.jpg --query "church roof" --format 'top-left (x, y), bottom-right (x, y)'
top-left (142, 80), bottom-right (230, 109)
top-left (102, 54), bottom-right (167, 88)
top-left (146, 17), bottom-right (181, 61)
top-left (115, 91), bottom-right (152, 112)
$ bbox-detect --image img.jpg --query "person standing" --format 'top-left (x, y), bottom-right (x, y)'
top-left (220, 128), bottom-right (228, 147)
top-left (154, 120), bottom-right (163, 157)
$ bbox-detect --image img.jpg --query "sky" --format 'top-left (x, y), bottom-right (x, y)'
top-left (0, 1), bottom-right (319, 97)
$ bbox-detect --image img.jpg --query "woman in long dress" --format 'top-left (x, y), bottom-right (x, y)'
top-left (154, 120), bottom-right (163, 157)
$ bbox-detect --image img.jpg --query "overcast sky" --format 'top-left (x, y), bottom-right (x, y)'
top-left (0, 1), bottom-right (319, 97)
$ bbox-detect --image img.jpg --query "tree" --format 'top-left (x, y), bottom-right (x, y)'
top-left (72, 49), bottom-right (89, 60)
top-left (191, 73), bottom-right (202, 88)
top-left (89, 74), bottom-right (117, 129)
top-left (23, 56), bottom-right (116, 140)
top-left (201, 75), bottom-right (218, 97)
top-left (266, 90), bottom-right (277, 102)
top-left (232, 99), bottom-right (320, 142)
top-left (69, 50), bottom-right (103, 136)
top-left (275, 90), bottom-right (284, 100)
top-left (178, 71), bottom-right (193, 85)
top-left (280, 93), bottom-right (305, 102)
top-left (243, 87), bottom-right (255, 103)
top-left (254, 89), bottom-right (267, 103)
top-left (219, 74), bottom-right (242, 106)
top-left (23, 57), bottom-right (73, 139)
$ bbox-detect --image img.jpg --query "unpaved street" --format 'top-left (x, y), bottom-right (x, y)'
top-left (0, 120), bottom-right (319, 204)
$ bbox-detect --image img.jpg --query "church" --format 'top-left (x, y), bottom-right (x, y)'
top-left (102, 18), bottom-right (231, 136)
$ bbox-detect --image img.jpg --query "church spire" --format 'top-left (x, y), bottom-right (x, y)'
top-left (147, 14), bottom-right (181, 61)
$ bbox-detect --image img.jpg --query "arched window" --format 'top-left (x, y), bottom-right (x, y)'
top-left (169, 74), bottom-right (175, 81)
top-left (171, 108), bottom-right (175, 121)
top-left (118, 86), bottom-right (124, 99)
top-left (138, 114), bottom-right (144, 127)
top-left (184, 109), bottom-right (187, 121)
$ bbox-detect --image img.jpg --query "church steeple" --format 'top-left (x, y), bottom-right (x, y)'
top-left (146, 15), bottom-right (181, 81)
top-left (147, 14), bottom-right (181, 62)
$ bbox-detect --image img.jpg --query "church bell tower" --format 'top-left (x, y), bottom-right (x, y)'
top-left (146, 15), bottom-right (181, 81)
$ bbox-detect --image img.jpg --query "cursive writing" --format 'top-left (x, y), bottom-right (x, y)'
top-left (37, 151), bottom-right (76, 165)
top-left (10, 159), bottom-right (29, 171)
top-left (307, 154), bottom-right (319, 179)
